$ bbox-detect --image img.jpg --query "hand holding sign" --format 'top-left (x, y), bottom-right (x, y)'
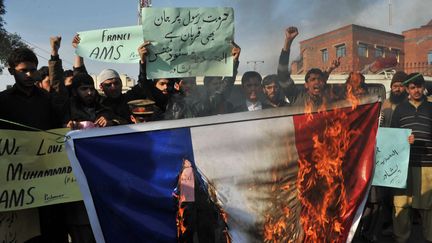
top-left (231, 41), bottom-right (241, 61)
top-left (72, 34), bottom-right (80, 49)
top-left (408, 134), bottom-right (415, 144)
top-left (138, 41), bottom-right (151, 64)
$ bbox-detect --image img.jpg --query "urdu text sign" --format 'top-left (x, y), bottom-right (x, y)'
top-left (142, 7), bottom-right (234, 79)
top-left (372, 127), bottom-right (411, 188)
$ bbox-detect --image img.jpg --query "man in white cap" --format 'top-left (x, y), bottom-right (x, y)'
top-left (98, 68), bottom-right (130, 124)
top-left (72, 34), bottom-right (150, 124)
top-left (99, 69), bottom-right (123, 100)
top-left (98, 67), bottom-right (151, 124)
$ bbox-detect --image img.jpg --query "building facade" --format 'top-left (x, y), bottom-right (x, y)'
top-left (403, 20), bottom-right (432, 75)
top-left (291, 20), bottom-right (432, 76)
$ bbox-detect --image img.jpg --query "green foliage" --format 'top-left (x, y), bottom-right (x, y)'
top-left (0, 0), bottom-right (27, 73)
top-left (0, 0), bottom-right (5, 28)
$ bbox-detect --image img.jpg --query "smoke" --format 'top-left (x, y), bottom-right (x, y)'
top-left (230, 0), bottom-right (432, 76)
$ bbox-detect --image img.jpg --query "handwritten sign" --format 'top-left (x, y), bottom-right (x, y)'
top-left (76, 25), bottom-right (143, 63)
top-left (372, 127), bottom-right (411, 188)
top-left (141, 7), bottom-right (234, 79)
top-left (0, 128), bottom-right (82, 212)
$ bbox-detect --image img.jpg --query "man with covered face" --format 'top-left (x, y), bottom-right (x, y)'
top-left (137, 42), bottom-right (179, 115)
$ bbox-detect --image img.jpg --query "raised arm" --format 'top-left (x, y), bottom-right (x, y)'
top-left (121, 42), bottom-right (152, 101)
top-left (72, 34), bottom-right (87, 75)
top-left (283, 26), bottom-right (298, 52)
top-left (48, 36), bottom-right (66, 93)
top-left (278, 26), bottom-right (298, 99)
top-left (137, 42), bottom-right (151, 84)
top-left (323, 57), bottom-right (341, 83)
top-left (220, 41), bottom-right (241, 98)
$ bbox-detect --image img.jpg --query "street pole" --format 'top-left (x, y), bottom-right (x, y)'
top-left (138, 0), bottom-right (152, 25)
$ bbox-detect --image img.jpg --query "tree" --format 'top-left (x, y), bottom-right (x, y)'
top-left (0, 0), bottom-right (27, 73)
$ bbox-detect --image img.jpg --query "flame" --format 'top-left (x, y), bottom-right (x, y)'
top-left (220, 210), bottom-right (229, 223)
top-left (176, 195), bottom-right (187, 238)
top-left (345, 72), bottom-right (365, 109)
top-left (262, 166), bottom-right (301, 243)
top-left (305, 96), bottom-right (328, 122)
top-left (296, 100), bottom-right (358, 242)
top-left (176, 159), bottom-right (192, 241)
top-left (220, 209), bottom-right (232, 243)
top-left (304, 100), bottom-right (314, 122)
top-left (175, 160), bottom-right (232, 243)
top-left (345, 84), bottom-right (360, 110)
top-left (261, 89), bottom-right (360, 242)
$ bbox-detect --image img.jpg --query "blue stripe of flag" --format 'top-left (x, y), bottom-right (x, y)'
top-left (73, 128), bottom-right (195, 243)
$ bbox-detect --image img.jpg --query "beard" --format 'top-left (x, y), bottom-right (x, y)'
top-left (389, 91), bottom-right (407, 104)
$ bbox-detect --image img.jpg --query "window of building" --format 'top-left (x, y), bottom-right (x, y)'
top-left (336, 44), bottom-right (346, 58)
top-left (358, 43), bottom-right (368, 57)
top-left (428, 51), bottom-right (432, 64)
top-left (375, 46), bottom-right (385, 57)
top-left (390, 49), bottom-right (400, 62)
top-left (321, 49), bottom-right (328, 62)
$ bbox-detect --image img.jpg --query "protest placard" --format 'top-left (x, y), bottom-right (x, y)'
top-left (0, 128), bottom-right (82, 212)
top-left (141, 7), bottom-right (234, 79)
top-left (76, 25), bottom-right (143, 63)
top-left (372, 127), bottom-right (411, 188)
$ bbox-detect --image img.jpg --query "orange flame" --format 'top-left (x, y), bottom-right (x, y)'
top-left (296, 102), bottom-right (358, 242)
top-left (176, 159), bottom-right (193, 241)
top-left (305, 96), bottom-right (328, 122)
top-left (345, 72), bottom-right (365, 110)
top-left (345, 84), bottom-right (360, 110)
top-left (304, 100), bottom-right (314, 122)
top-left (262, 165), bottom-right (301, 243)
top-left (176, 195), bottom-right (187, 238)
top-left (262, 80), bottom-right (363, 242)
top-left (220, 210), bottom-right (232, 243)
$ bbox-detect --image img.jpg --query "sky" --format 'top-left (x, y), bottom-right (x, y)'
top-left (0, 0), bottom-right (431, 90)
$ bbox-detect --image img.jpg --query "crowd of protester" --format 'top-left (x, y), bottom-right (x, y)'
top-left (0, 25), bottom-right (431, 243)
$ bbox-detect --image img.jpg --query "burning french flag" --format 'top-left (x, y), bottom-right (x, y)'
top-left (66, 101), bottom-right (380, 243)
